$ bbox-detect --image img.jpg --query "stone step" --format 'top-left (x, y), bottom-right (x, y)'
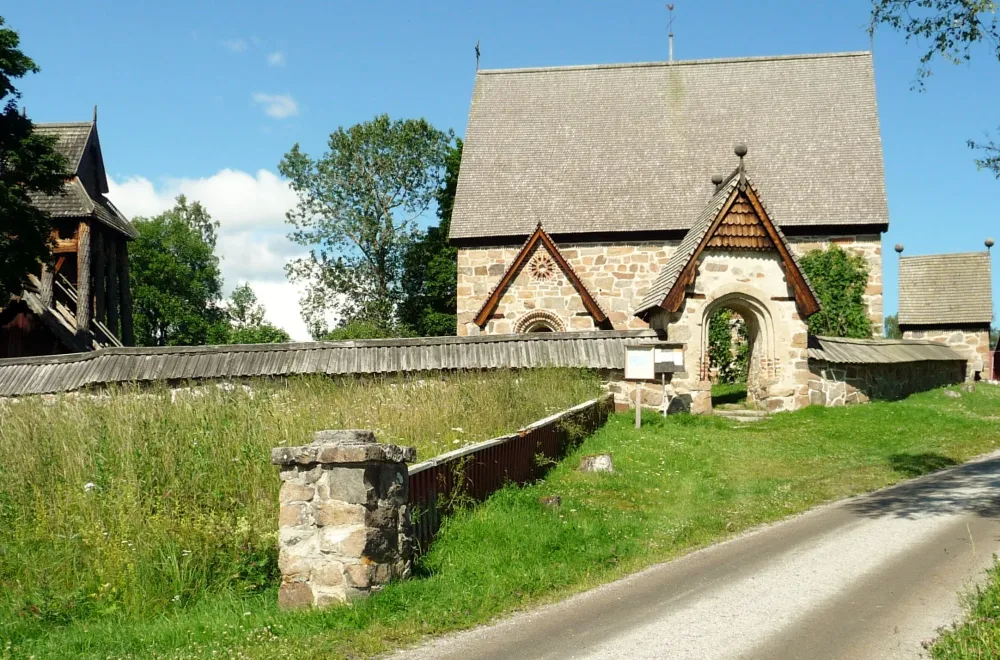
top-left (714, 409), bottom-right (768, 422)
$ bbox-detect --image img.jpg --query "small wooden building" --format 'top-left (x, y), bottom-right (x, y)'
top-left (0, 111), bottom-right (137, 358)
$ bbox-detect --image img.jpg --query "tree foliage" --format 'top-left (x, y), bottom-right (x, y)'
top-left (708, 309), bottom-right (749, 384)
top-left (321, 319), bottom-right (412, 341)
top-left (799, 245), bottom-right (873, 338)
top-left (222, 283), bottom-right (290, 344)
top-left (398, 138), bottom-right (461, 336)
top-left (870, 1), bottom-right (1000, 176)
top-left (0, 16), bottom-right (67, 302)
top-left (279, 115), bottom-right (453, 338)
top-left (130, 196), bottom-right (225, 346)
top-left (884, 313), bottom-right (903, 339)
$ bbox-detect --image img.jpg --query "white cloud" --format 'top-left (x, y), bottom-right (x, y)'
top-left (222, 38), bottom-right (248, 53)
top-left (252, 92), bottom-right (298, 119)
top-left (107, 170), bottom-right (314, 341)
top-left (266, 51), bottom-right (286, 67)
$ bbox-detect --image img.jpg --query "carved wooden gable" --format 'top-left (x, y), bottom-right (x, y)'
top-left (706, 192), bottom-right (774, 251)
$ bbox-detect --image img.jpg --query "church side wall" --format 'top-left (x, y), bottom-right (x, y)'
top-left (457, 234), bottom-right (882, 339)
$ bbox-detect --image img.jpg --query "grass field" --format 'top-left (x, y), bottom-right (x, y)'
top-left (4, 382), bottom-right (999, 659)
top-left (930, 560), bottom-right (1000, 658)
top-left (0, 369), bottom-right (601, 652)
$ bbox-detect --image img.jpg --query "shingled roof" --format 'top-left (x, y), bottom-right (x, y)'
top-left (898, 252), bottom-right (993, 326)
top-left (450, 51), bottom-right (887, 241)
top-left (30, 120), bottom-right (138, 239)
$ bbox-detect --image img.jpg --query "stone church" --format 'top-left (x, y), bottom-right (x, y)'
top-left (448, 51), bottom-right (888, 413)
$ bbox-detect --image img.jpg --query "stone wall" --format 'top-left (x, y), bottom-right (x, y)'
top-left (457, 234), bottom-right (882, 338)
top-left (457, 241), bottom-right (673, 336)
top-left (271, 430), bottom-right (415, 609)
top-left (902, 327), bottom-right (991, 381)
top-left (785, 234), bottom-right (884, 333)
top-left (808, 359), bottom-right (966, 406)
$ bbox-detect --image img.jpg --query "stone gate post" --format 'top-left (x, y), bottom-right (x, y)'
top-left (271, 429), bottom-right (416, 609)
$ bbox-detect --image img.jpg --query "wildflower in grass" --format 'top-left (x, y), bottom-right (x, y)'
top-left (83, 482), bottom-right (97, 492)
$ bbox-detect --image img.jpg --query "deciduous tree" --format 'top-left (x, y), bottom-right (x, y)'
top-left (870, 1), bottom-right (1000, 176)
top-left (279, 115), bottom-right (452, 338)
top-left (0, 16), bottom-right (66, 302)
top-left (884, 313), bottom-right (903, 339)
top-left (399, 138), bottom-right (461, 336)
top-left (130, 196), bottom-right (226, 346)
top-left (223, 283), bottom-right (290, 344)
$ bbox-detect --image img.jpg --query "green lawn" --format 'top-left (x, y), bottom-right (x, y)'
top-left (711, 381), bottom-right (749, 408)
top-left (930, 560), bottom-right (1000, 658)
top-left (4, 384), bottom-right (1000, 659)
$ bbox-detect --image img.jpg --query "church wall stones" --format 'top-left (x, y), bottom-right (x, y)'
top-left (457, 235), bottom-right (882, 339)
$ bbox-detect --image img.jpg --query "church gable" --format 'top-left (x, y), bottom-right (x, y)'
top-left (472, 224), bottom-right (609, 330)
top-left (634, 159), bottom-right (821, 320)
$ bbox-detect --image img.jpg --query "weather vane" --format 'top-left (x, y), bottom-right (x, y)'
top-left (475, 40), bottom-right (481, 71)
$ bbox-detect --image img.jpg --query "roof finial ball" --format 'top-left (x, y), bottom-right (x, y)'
top-left (986, 238), bottom-right (995, 252)
top-left (894, 244), bottom-right (905, 255)
top-left (711, 173), bottom-right (724, 187)
top-left (734, 143), bottom-right (748, 158)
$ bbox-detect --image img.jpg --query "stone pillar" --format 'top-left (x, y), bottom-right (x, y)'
top-left (271, 430), bottom-right (416, 610)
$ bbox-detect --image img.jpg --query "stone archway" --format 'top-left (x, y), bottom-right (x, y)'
top-left (699, 291), bottom-right (778, 409)
top-left (514, 309), bottom-right (565, 334)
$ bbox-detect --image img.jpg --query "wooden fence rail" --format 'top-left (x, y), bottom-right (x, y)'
top-left (407, 394), bottom-right (614, 552)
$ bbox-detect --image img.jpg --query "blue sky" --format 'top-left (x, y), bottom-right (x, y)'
top-left (7, 1), bottom-right (999, 339)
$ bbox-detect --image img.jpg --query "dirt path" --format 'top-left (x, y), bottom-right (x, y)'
top-left (394, 452), bottom-right (1000, 659)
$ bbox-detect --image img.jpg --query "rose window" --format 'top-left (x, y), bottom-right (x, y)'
top-left (529, 254), bottom-right (557, 282)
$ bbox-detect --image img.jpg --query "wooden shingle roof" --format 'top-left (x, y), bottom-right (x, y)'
top-left (808, 335), bottom-right (965, 364)
top-left (451, 51), bottom-right (887, 241)
top-left (30, 120), bottom-right (138, 239)
top-left (898, 252), bottom-right (992, 326)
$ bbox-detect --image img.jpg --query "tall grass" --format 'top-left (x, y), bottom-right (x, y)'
top-left (0, 369), bottom-right (600, 637)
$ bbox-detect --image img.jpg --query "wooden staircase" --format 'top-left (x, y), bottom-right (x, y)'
top-left (24, 273), bottom-right (122, 352)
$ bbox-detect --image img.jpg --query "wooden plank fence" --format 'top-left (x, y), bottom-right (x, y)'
top-left (407, 394), bottom-right (614, 552)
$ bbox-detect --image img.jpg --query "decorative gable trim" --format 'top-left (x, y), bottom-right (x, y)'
top-left (472, 224), bottom-right (609, 328)
top-left (654, 181), bottom-right (820, 318)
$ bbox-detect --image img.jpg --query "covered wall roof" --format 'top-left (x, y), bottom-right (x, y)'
top-left (898, 252), bottom-right (992, 326)
top-left (808, 336), bottom-right (965, 364)
top-left (450, 51), bottom-right (888, 241)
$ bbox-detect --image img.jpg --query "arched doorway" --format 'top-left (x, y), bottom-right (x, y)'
top-left (699, 292), bottom-right (776, 409)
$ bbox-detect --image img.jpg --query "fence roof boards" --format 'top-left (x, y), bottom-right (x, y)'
top-left (808, 336), bottom-right (965, 364)
top-left (0, 331), bottom-right (657, 396)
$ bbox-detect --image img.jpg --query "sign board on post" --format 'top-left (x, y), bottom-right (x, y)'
top-left (624, 343), bottom-right (684, 428)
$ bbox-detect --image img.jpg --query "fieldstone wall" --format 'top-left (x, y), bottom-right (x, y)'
top-left (271, 430), bottom-right (415, 609)
top-left (786, 234), bottom-right (884, 334)
top-left (457, 241), bottom-right (673, 336)
top-left (808, 359), bottom-right (966, 406)
top-left (901, 327), bottom-right (991, 381)
top-left (457, 235), bottom-right (882, 338)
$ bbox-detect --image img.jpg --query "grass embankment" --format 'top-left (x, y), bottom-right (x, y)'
top-left (0, 369), bottom-right (601, 653)
top-left (930, 561), bottom-right (1000, 658)
top-left (5, 383), bottom-right (1000, 659)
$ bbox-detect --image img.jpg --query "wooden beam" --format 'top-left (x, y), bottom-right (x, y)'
top-left (93, 228), bottom-right (106, 325)
top-left (75, 221), bottom-right (93, 338)
top-left (106, 238), bottom-right (119, 337)
top-left (118, 241), bottom-right (134, 346)
top-left (39, 263), bottom-right (54, 307)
